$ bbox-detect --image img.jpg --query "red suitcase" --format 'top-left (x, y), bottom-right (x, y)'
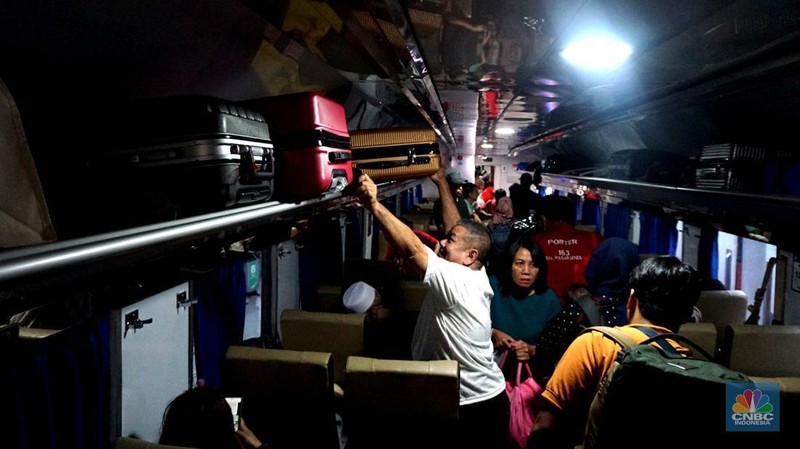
top-left (242, 92), bottom-right (353, 200)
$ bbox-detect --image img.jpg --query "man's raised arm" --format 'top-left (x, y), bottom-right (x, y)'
top-left (353, 173), bottom-right (429, 279)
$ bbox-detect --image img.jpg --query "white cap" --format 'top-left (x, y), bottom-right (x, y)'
top-left (343, 281), bottom-right (377, 314)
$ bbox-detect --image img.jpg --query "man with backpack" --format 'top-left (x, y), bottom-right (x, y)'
top-left (527, 256), bottom-right (703, 448)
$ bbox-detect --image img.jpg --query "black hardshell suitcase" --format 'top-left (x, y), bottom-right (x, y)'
top-left (95, 95), bottom-right (275, 228)
top-left (606, 149), bottom-right (692, 186)
top-left (694, 143), bottom-right (768, 192)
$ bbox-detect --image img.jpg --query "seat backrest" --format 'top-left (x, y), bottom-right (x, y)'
top-left (677, 322), bottom-right (718, 359)
top-left (114, 437), bottom-right (196, 449)
top-left (280, 309), bottom-right (364, 387)
top-left (343, 258), bottom-right (402, 306)
top-left (724, 324), bottom-right (800, 377)
top-left (343, 356), bottom-right (459, 449)
top-left (222, 346), bottom-right (339, 449)
top-left (748, 376), bottom-right (800, 440)
top-left (396, 280), bottom-right (430, 312)
top-left (696, 290), bottom-right (748, 328)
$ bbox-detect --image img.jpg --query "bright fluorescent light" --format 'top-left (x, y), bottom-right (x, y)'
top-left (495, 127), bottom-right (515, 135)
top-left (561, 37), bottom-right (632, 70)
top-left (480, 142), bottom-right (494, 149)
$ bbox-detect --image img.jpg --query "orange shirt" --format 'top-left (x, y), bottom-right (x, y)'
top-left (541, 325), bottom-right (689, 440)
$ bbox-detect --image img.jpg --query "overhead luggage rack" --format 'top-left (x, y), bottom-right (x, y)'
top-left (0, 178), bottom-right (421, 315)
top-left (540, 173), bottom-right (800, 250)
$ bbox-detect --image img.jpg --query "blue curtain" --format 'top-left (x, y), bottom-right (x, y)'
top-left (581, 198), bottom-right (600, 227)
top-left (195, 258), bottom-right (247, 387)
top-left (603, 203), bottom-right (632, 240)
top-left (698, 225), bottom-right (719, 281)
top-left (638, 211), bottom-right (677, 255)
top-left (4, 317), bottom-right (110, 449)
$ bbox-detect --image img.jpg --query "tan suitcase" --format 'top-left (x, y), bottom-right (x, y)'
top-left (350, 127), bottom-right (441, 182)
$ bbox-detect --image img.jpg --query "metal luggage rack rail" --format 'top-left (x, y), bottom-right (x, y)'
top-left (0, 178), bottom-right (420, 311)
top-left (541, 173), bottom-right (800, 246)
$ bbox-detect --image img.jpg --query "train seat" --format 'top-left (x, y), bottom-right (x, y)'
top-left (343, 259), bottom-right (402, 298)
top-left (749, 376), bottom-right (800, 437)
top-left (280, 309), bottom-right (365, 399)
top-left (677, 322), bottom-right (718, 360)
top-left (696, 290), bottom-right (748, 328)
top-left (222, 346), bottom-right (340, 449)
top-left (723, 324), bottom-right (800, 377)
top-left (113, 437), bottom-right (197, 449)
top-left (343, 356), bottom-right (459, 449)
top-left (695, 290), bottom-right (748, 348)
top-left (396, 280), bottom-right (429, 312)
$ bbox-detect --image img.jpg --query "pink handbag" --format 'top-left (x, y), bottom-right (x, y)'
top-left (500, 348), bottom-right (543, 449)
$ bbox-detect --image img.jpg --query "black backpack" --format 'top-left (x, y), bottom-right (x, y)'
top-left (583, 326), bottom-right (780, 449)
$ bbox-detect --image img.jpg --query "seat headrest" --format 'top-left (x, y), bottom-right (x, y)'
top-left (344, 356), bottom-right (459, 421)
top-left (114, 437), bottom-right (197, 449)
top-left (224, 346), bottom-right (333, 400)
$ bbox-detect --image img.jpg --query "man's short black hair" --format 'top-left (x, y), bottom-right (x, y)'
top-left (629, 256), bottom-right (701, 331)
top-left (456, 219), bottom-right (492, 266)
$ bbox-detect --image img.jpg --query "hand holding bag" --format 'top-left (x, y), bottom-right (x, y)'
top-left (500, 344), bottom-right (543, 449)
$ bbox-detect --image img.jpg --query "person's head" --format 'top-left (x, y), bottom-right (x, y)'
top-left (519, 172), bottom-right (533, 187)
top-left (584, 237), bottom-right (640, 298)
top-left (160, 385), bottom-right (242, 449)
top-left (538, 194), bottom-right (576, 226)
top-left (438, 219), bottom-right (492, 269)
top-left (446, 171), bottom-right (466, 197)
top-left (493, 196), bottom-right (513, 217)
top-left (462, 182), bottom-right (479, 202)
top-left (342, 281), bottom-right (382, 319)
top-left (502, 237), bottom-right (548, 294)
top-left (494, 188), bottom-right (506, 200)
top-left (627, 256), bottom-right (701, 331)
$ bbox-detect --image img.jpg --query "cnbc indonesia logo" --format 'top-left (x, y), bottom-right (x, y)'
top-left (727, 385), bottom-right (779, 432)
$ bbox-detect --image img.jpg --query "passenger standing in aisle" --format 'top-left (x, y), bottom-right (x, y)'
top-left (490, 237), bottom-right (561, 364)
top-left (353, 164), bottom-right (509, 449)
top-left (508, 172), bottom-right (538, 220)
top-left (532, 194), bottom-right (603, 305)
top-left (458, 181), bottom-right (483, 222)
top-left (486, 193), bottom-right (514, 273)
top-left (583, 237), bottom-right (641, 326)
top-left (532, 237), bottom-right (640, 381)
top-left (527, 256), bottom-right (701, 449)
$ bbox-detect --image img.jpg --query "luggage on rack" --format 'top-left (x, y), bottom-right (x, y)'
top-left (93, 95), bottom-right (275, 228)
top-left (694, 143), bottom-right (768, 192)
top-left (242, 92), bottom-right (353, 201)
top-left (350, 127), bottom-right (440, 182)
top-left (606, 149), bottom-right (692, 186)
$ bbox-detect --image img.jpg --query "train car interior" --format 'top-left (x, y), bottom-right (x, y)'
top-left (2, 0), bottom-right (800, 447)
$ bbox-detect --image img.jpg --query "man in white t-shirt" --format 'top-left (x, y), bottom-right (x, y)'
top-left (354, 163), bottom-right (508, 449)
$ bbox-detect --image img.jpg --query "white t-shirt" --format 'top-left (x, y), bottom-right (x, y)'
top-left (413, 247), bottom-right (506, 405)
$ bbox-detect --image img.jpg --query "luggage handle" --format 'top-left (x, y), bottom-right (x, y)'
top-left (356, 155), bottom-right (432, 169)
top-left (237, 145), bottom-right (272, 184)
